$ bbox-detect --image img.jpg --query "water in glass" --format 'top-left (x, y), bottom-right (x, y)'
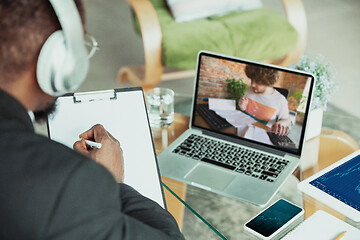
top-left (146, 88), bottom-right (174, 127)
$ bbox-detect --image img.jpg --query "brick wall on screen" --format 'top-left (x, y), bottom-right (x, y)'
top-left (281, 74), bottom-right (307, 94)
top-left (197, 56), bottom-right (307, 104)
top-left (198, 56), bottom-right (250, 98)
top-left (281, 73), bottom-right (308, 111)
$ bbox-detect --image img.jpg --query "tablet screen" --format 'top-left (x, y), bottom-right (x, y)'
top-left (309, 155), bottom-right (360, 211)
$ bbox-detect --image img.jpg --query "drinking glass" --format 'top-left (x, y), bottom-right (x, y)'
top-left (146, 88), bottom-right (174, 127)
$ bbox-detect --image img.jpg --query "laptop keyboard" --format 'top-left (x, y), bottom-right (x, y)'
top-left (267, 132), bottom-right (296, 148)
top-left (172, 134), bottom-right (290, 182)
top-left (196, 104), bottom-right (233, 130)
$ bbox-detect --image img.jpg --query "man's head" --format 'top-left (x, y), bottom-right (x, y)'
top-left (245, 65), bottom-right (280, 94)
top-left (0, 0), bottom-right (85, 122)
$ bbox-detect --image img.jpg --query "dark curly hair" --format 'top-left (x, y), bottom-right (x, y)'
top-left (0, 0), bottom-right (85, 84)
top-left (245, 64), bottom-right (280, 86)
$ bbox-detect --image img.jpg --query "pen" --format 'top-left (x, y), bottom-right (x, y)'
top-left (84, 140), bottom-right (102, 149)
top-left (333, 231), bottom-right (346, 240)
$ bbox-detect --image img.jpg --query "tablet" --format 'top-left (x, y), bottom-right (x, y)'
top-left (298, 150), bottom-right (360, 221)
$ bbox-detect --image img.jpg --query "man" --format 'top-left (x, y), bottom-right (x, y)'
top-left (0, 1), bottom-right (184, 239)
top-left (238, 65), bottom-right (290, 136)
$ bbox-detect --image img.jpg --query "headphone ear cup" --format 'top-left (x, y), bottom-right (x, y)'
top-left (37, 30), bottom-right (67, 96)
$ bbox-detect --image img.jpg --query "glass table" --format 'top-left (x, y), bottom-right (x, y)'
top-left (151, 113), bottom-right (359, 239)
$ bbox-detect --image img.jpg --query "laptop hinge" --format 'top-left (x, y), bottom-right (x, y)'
top-left (203, 129), bottom-right (287, 157)
top-left (284, 153), bottom-right (299, 161)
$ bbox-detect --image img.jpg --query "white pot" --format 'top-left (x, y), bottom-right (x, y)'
top-left (305, 108), bottom-right (323, 141)
top-left (300, 136), bottom-right (320, 170)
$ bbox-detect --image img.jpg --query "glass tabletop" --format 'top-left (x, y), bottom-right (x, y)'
top-left (162, 175), bottom-right (302, 239)
top-left (151, 111), bottom-right (360, 239)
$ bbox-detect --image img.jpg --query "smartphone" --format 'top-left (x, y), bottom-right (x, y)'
top-left (244, 199), bottom-right (304, 239)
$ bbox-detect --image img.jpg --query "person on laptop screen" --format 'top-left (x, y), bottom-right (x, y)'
top-left (238, 65), bottom-right (290, 136)
top-left (0, 1), bottom-right (183, 239)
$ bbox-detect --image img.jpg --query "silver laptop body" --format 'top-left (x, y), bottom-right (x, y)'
top-left (158, 51), bottom-right (315, 206)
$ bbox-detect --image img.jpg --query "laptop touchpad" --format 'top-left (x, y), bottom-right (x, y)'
top-left (184, 164), bottom-right (236, 191)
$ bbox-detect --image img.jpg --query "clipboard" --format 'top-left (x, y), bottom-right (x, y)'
top-left (47, 87), bottom-right (165, 208)
top-left (298, 150), bottom-right (360, 221)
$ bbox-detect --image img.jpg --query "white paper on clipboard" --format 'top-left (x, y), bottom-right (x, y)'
top-left (47, 88), bottom-right (165, 208)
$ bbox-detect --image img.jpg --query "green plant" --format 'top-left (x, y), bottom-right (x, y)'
top-left (289, 90), bottom-right (308, 109)
top-left (290, 91), bottom-right (303, 103)
top-left (292, 55), bottom-right (339, 111)
top-left (226, 78), bottom-right (247, 109)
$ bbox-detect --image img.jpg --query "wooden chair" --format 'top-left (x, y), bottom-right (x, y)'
top-left (118, 0), bottom-right (307, 89)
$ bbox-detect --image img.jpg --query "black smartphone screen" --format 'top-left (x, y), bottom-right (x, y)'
top-left (245, 199), bottom-right (303, 237)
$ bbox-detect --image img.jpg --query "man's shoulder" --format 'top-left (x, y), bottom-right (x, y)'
top-left (0, 130), bottom-right (120, 239)
top-left (0, 128), bottom-right (111, 180)
top-left (272, 89), bottom-right (288, 101)
top-left (33, 134), bottom-right (112, 178)
top-left (15, 130), bottom-right (88, 163)
top-left (0, 128), bottom-right (118, 206)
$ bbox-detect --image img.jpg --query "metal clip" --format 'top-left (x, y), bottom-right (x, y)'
top-left (73, 90), bottom-right (117, 103)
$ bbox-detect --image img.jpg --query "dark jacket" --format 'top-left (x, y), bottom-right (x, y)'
top-left (0, 90), bottom-right (184, 239)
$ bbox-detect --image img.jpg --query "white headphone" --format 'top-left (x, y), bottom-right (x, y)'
top-left (37, 0), bottom-right (89, 96)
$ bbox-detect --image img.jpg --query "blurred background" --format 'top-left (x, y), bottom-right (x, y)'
top-left (78, 0), bottom-right (360, 143)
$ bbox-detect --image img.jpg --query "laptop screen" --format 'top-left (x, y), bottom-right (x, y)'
top-left (192, 51), bottom-right (315, 156)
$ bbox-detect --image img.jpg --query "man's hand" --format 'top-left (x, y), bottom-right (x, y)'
top-left (73, 124), bottom-right (124, 183)
top-left (270, 119), bottom-right (290, 136)
top-left (238, 97), bottom-right (248, 111)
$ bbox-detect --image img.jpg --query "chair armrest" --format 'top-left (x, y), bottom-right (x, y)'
top-left (126, 0), bottom-right (163, 86)
top-left (279, 0), bottom-right (307, 66)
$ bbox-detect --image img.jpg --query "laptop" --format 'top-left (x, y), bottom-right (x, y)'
top-left (158, 51), bottom-right (315, 206)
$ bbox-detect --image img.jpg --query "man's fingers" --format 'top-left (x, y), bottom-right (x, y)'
top-left (283, 127), bottom-right (288, 136)
top-left (79, 126), bottom-right (95, 140)
top-left (279, 126), bottom-right (285, 136)
top-left (79, 124), bottom-right (106, 141)
top-left (272, 125), bottom-right (278, 135)
top-left (106, 130), bottom-right (118, 144)
top-left (279, 126), bottom-right (288, 136)
top-left (284, 126), bottom-right (288, 135)
top-left (73, 139), bottom-right (88, 153)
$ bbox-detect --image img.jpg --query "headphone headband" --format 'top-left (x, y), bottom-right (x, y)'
top-left (36, 0), bottom-right (89, 96)
top-left (50, 0), bottom-right (86, 60)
